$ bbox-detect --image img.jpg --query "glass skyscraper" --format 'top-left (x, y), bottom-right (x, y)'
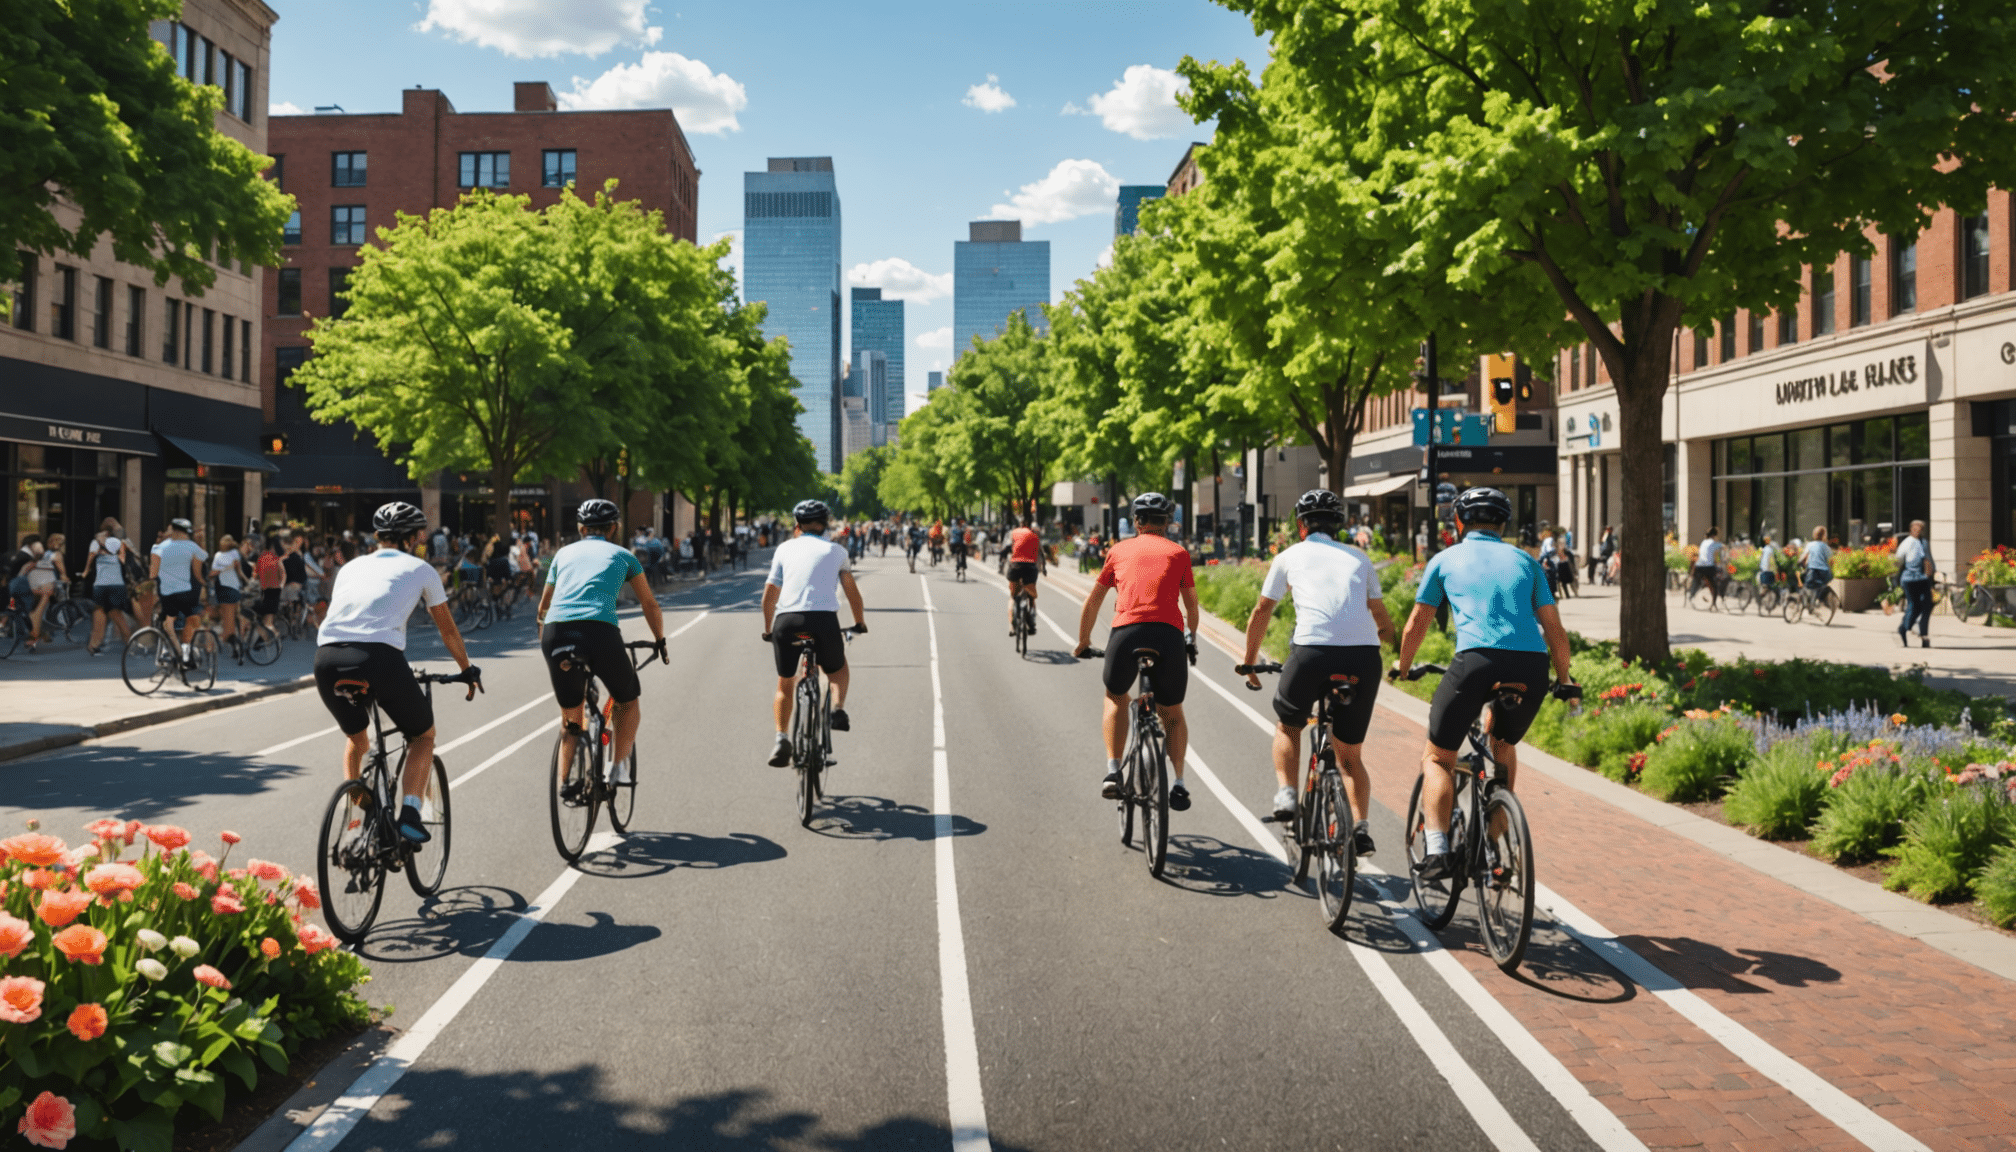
top-left (851, 349), bottom-right (890, 447)
top-left (953, 220), bottom-right (1049, 362)
top-left (744, 157), bottom-right (842, 471)
top-left (850, 287), bottom-right (905, 429)
top-left (1115, 185), bottom-right (1163, 237)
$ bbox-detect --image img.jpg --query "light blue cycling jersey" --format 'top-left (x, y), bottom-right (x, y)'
top-left (543, 537), bottom-right (643, 626)
top-left (1414, 530), bottom-right (1553, 653)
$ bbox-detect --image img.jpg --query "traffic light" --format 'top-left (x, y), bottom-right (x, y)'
top-left (262, 434), bottom-right (288, 455)
top-left (1484, 352), bottom-right (1518, 434)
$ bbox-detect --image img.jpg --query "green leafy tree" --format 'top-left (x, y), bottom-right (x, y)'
top-left (950, 310), bottom-right (1058, 521)
top-left (1226, 0), bottom-right (2016, 660)
top-left (881, 388), bottom-right (968, 517)
top-left (1, 0), bottom-right (292, 301)
top-left (838, 444), bottom-right (894, 518)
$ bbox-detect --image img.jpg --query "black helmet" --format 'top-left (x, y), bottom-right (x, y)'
top-left (793, 499), bottom-right (831, 524)
top-left (576, 498), bottom-right (620, 528)
top-left (1131, 492), bottom-right (1173, 519)
top-left (372, 501), bottom-right (427, 537)
top-left (1294, 489), bottom-right (1344, 523)
top-left (1453, 486), bottom-right (1513, 526)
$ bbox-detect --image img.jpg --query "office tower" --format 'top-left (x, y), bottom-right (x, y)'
top-left (1115, 185), bottom-right (1163, 237)
top-left (852, 349), bottom-right (889, 447)
top-left (745, 157), bottom-right (842, 471)
top-left (953, 220), bottom-right (1049, 361)
top-left (850, 287), bottom-right (905, 430)
top-left (928, 371), bottom-right (944, 392)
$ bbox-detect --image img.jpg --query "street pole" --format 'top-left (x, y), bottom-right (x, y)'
top-left (1421, 334), bottom-right (1440, 560)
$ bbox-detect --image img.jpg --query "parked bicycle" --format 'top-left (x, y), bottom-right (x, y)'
top-left (1946, 577), bottom-right (2005, 624)
top-left (1081, 639), bottom-right (1194, 879)
top-left (549, 640), bottom-right (663, 862)
top-left (1238, 661), bottom-right (1360, 930)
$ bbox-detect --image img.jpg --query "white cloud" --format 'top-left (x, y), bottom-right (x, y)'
top-left (848, 258), bottom-right (952, 304)
top-left (989, 159), bottom-right (1120, 226)
top-left (1066, 64), bottom-right (1193, 140)
top-left (713, 229), bottom-right (743, 292)
top-left (963, 74), bottom-right (1016, 113)
top-left (558, 53), bottom-right (748, 134)
top-left (269, 101), bottom-right (305, 117)
top-left (415, 0), bottom-right (662, 57)
top-left (916, 327), bottom-right (953, 350)
top-left (1095, 243), bottom-right (1115, 270)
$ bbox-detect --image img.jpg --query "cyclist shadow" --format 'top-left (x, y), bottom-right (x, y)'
top-left (572, 831), bottom-right (786, 880)
top-left (1617, 935), bottom-right (1842, 994)
top-left (1021, 649), bottom-right (1078, 665)
top-left (355, 883), bottom-right (663, 964)
top-left (811, 795), bottom-right (984, 842)
top-left (1158, 834), bottom-right (1287, 899)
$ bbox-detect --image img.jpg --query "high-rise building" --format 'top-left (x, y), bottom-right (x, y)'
top-left (849, 287), bottom-right (905, 430)
top-left (928, 371), bottom-right (944, 392)
top-left (953, 220), bottom-right (1049, 361)
top-left (851, 349), bottom-right (889, 448)
top-left (1115, 185), bottom-right (1163, 237)
top-left (746, 157), bottom-right (842, 471)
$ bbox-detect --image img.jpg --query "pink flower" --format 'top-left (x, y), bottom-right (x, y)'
top-left (248, 859), bottom-right (287, 883)
top-left (291, 880), bottom-right (321, 911)
top-left (61, 845), bottom-right (98, 869)
top-left (220, 831), bottom-right (242, 845)
top-left (50, 925), bottom-right (107, 965)
top-left (16, 1091), bottom-right (76, 1150)
top-left (192, 964), bottom-right (231, 990)
top-left (143, 825), bottom-right (191, 852)
top-left (65, 1003), bottom-right (107, 1042)
top-left (36, 889), bottom-right (91, 928)
top-left (226, 868), bottom-right (247, 880)
top-left (83, 818), bottom-right (125, 842)
top-left (298, 924), bottom-right (338, 955)
top-left (22, 869), bottom-right (58, 891)
top-left (211, 889), bottom-right (245, 916)
top-left (83, 863), bottom-right (145, 899)
top-left (122, 820), bottom-right (141, 845)
top-left (0, 976), bottom-right (46, 1024)
top-left (260, 937), bottom-right (281, 960)
top-left (193, 857), bottom-right (218, 882)
top-left (0, 912), bottom-right (32, 959)
top-left (1, 833), bottom-right (68, 867)
top-left (173, 882), bottom-right (199, 901)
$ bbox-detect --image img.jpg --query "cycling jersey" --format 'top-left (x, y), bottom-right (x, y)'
top-left (1413, 530), bottom-right (1552, 653)
top-left (1096, 534), bottom-right (1194, 630)
top-left (1697, 537), bottom-right (1723, 568)
top-left (768, 534), bottom-right (849, 613)
top-left (1258, 533), bottom-right (1381, 647)
top-left (950, 525), bottom-right (967, 545)
top-left (152, 538), bottom-right (205, 596)
top-left (318, 548), bottom-right (448, 650)
top-left (1802, 539), bottom-right (1833, 571)
top-left (1009, 527), bottom-right (1042, 565)
top-left (543, 538), bottom-right (643, 626)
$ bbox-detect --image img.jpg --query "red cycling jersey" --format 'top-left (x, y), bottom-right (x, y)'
top-left (1009, 527), bottom-right (1042, 565)
top-left (1096, 533), bottom-right (1194, 630)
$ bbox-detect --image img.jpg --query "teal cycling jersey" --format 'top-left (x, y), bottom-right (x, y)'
top-left (1414, 530), bottom-right (1553, 653)
top-left (543, 538), bottom-right (644, 626)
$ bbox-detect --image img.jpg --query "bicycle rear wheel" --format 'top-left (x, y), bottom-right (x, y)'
top-left (1314, 771), bottom-right (1356, 931)
top-left (1812, 588), bottom-right (1837, 626)
top-left (607, 739), bottom-right (639, 833)
top-left (794, 676), bottom-right (822, 827)
top-left (317, 780), bottom-right (386, 944)
top-left (1477, 790), bottom-right (1536, 973)
top-left (1138, 721), bottom-right (1170, 879)
top-left (1725, 581), bottom-right (1754, 615)
top-left (1686, 581), bottom-right (1715, 611)
top-left (473, 597), bottom-right (495, 631)
top-left (121, 627), bottom-right (172, 695)
top-left (1783, 590), bottom-right (1805, 624)
top-left (404, 756), bottom-right (452, 897)
top-left (185, 629), bottom-right (219, 691)
top-left (1014, 600), bottom-right (1028, 656)
top-left (1403, 775), bottom-right (1464, 930)
top-left (548, 726), bottom-right (597, 862)
top-left (245, 622), bottom-right (282, 665)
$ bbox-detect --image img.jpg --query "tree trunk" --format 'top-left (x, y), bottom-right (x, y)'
top-left (489, 460), bottom-right (515, 542)
top-left (1609, 322), bottom-right (1680, 666)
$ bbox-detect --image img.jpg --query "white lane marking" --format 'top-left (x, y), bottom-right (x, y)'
top-left (661, 610), bottom-right (711, 642)
top-left (449, 718), bottom-right (560, 790)
top-left (286, 831), bottom-right (621, 1152)
top-left (435, 693), bottom-right (553, 756)
top-left (920, 575), bottom-right (993, 1152)
top-left (255, 725), bottom-right (339, 758)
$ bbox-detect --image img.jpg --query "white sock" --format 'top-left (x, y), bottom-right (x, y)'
top-left (1171, 775), bottom-right (1185, 789)
top-left (1425, 830), bottom-right (1449, 855)
top-left (403, 794), bottom-right (422, 811)
top-left (1105, 758), bottom-right (1120, 775)
top-left (776, 730), bottom-right (788, 739)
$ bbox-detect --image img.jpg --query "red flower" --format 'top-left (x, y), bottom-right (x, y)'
top-left (83, 862), bottom-right (144, 899)
top-left (143, 825), bottom-right (191, 852)
top-left (36, 889), bottom-right (91, 928)
top-left (220, 831), bottom-right (242, 845)
top-left (193, 964), bottom-right (231, 990)
top-left (291, 880), bottom-right (321, 911)
top-left (211, 889), bottom-right (245, 916)
top-left (0, 976), bottom-right (45, 1023)
top-left (173, 882), bottom-right (199, 901)
top-left (51, 924), bottom-right (108, 965)
top-left (260, 937), bottom-right (281, 960)
top-left (65, 1003), bottom-right (108, 1042)
top-left (1, 833), bottom-right (68, 867)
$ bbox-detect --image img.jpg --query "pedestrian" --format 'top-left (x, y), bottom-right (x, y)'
top-left (85, 520), bottom-right (136, 654)
top-left (211, 534), bottom-right (245, 651)
top-left (1692, 527), bottom-right (1724, 606)
top-left (1590, 526), bottom-right (1614, 584)
top-left (1895, 520), bottom-right (1935, 648)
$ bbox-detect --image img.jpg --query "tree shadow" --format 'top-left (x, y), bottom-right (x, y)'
top-left (573, 831), bottom-right (787, 880)
top-left (1617, 935), bottom-right (1843, 994)
top-left (810, 796), bottom-right (984, 843)
top-left (1, 745), bottom-right (312, 823)
top-left (1159, 833), bottom-right (1288, 899)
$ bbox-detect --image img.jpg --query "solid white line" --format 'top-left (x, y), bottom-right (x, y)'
top-left (435, 693), bottom-right (553, 756)
top-left (254, 725), bottom-right (339, 758)
top-left (285, 831), bottom-right (621, 1152)
top-left (920, 575), bottom-right (992, 1152)
top-left (662, 610), bottom-right (711, 640)
top-left (448, 718), bottom-right (560, 790)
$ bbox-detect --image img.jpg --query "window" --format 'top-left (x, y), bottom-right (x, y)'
top-left (125, 285), bottom-right (144, 356)
top-left (200, 308), bottom-right (214, 373)
top-left (1964, 212), bottom-right (1991, 300)
top-left (275, 346), bottom-right (307, 385)
top-left (1778, 305), bottom-right (1797, 347)
top-left (182, 300), bottom-right (192, 367)
top-left (282, 210), bottom-right (300, 245)
top-left (1891, 237), bottom-right (1917, 315)
top-left (1813, 267), bottom-right (1836, 336)
top-left (1851, 253), bottom-right (1872, 326)
top-left (1584, 344), bottom-right (1596, 389)
top-left (459, 152), bottom-right (510, 188)
top-left (270, 155), bottom-right (285, 189)
top-left (277, 268), bottom-right (301, 316)
top-left (332, 151), bottom-right (367, 187)
top-left (1693, 327), bottom-right (1709, 368)
top-left (331, 205), bottom-right (366, 246)
top-left (1747, 310), bottom-right (1765, 353)
top-left (220, 312), bottom-right (233, 377)
top-left (162, 298), bottom-right (180, 363)
top-left (542, 149), bottom-right (577, 187)
top-left (1568, 345), bottom-right (1579, 390)
top-left (232, 60), bottom-right (251, 121)
top-left (1719, 315), bottom-right (1735, 361)
top-left (12, 252), bottom-right (35, 330)
top-left (329, 268), bottom-right (351, 319)
top-left (93, 276), bottom-right (113, 348)
top-left (52, 265), bottom-right (76, 340)
top-left (241, 320), bottom-right (251, 381)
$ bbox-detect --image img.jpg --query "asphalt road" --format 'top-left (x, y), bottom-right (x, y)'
top-left (6, 553), bottom-right (1620, 1152)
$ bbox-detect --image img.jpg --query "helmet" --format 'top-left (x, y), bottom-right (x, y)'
top-left (1131, 492), bottom-right (1174, 519)
top-left (576, 498), bottom-right (620, 528)
top-left (1294, 489), bottom-right (1345, 524)
top-left (1453, 486), bottom-right (1513, 526)
top-left (372, 501), bottom-right (427, 537)
top-left (793, 499), bottom-right (831, 524)
top-left (168, 518), bottom-right (193, 533)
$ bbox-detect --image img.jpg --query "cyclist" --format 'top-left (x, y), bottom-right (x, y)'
top-left (1388, 487), bottom-right (1576, 881)
top-left (762, 500), bottom-right (867, 767)
top-left (315, 502), bottom-right (481, 846)
top-left (536, 499), bottom-right (667, 799)
top-left (210, 533), bottom-right (245, 653)
top-left (1240, 489), bottom-right (1393, 850)
top-left (906, 519), bottom-right (926, 574)
top-left (949, 517), bottom-right (970, 576)
top-left (1073, 493), bottom-right (1200, 811)
top-left (1005, 516), bottom-right (1047, 637)
top-left (1691, 526), bottom-right (1725, 606)
top-left (928, 519), bottom-right (946, 565)
top-left (1801, 525), bottom-right (1834, 598)
top-left (149, 519), bottom-right (208, 662)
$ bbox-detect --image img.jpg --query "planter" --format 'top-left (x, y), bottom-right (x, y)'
top-left (1831, 577), bottom-right (1887, 613)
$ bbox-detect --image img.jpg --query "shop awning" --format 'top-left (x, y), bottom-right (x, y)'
top-left (1343, 473), bottom-right (1416, 499)
top-left (157, 433), bottom-right (280, 474)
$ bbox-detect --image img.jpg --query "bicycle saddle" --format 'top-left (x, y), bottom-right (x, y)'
top-left (1134, 647), bottom-right (1160, 664)
top-left (333, 678), bottom-right (371, 704)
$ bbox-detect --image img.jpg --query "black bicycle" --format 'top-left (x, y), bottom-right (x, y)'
top-left (1082, 639), bottom-right (1194, 879)
top-left (550, 640), bottom-right (664, 862)
top-left (120, 616), bottom-right (219, 694)
top-left (1238, 661), bottom-right (1360, 930)
top-left (771, 624), bottom-right (863, 827)
top-left (1011, 587), bottom-right (1036, 657)
top-left (315, 667), bottom-right (481, 943)
top-left (954, 543), bottom-right (968, 582)
top-left (1395, 664), bottom-right (1579, 972)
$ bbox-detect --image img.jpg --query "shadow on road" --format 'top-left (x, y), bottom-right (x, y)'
top-left (810, 795), bottom-right (984, 842)
top-left (1020, 649), bottom-right (1080, 665)
top-left (0, 745), bottom-right (312, 821)
top-left (354, 885), bottom-right (658, 965)
top-left (574, 831), bottom-right (787, 880)
top-left (1160, 833), bottom-right (1288, 899)
top-left (1618, 934), bottom-right (1842, 993)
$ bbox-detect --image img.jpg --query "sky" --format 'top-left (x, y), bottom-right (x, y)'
top-left (266, 0), bottom-right (1271, 411)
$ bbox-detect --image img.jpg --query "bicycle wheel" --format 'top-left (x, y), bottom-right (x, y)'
top-left (121, 628), bottom-right (172, 695)
top-left (794, 677), bottom-right (822, 827)
top-left (607, 738), bottom-right (639, 833)
top-left (1783, 589), bottom-right (1805, 624)
top-left (1725, 581), bottom-right (1754, 615)
top-left (548, 725), bottom-right (597, 862)
top-left (1138, 721), bottom-right (1170, 879)
top-left (1686, 580), bottom-right (1715, 611)
top-left (245, 623), bottom-right (282, 665)
top-left (1291, 754), bottom-right (1318, 886)
top-left (1014, 601), bottom-right (1028, 656)
top-left (404, 756), bottom-right (452, 897)
top-left (1314, 772), bottom-right (1356, 931)
top-left (473, 597), bottom-right (494, 631)
top-left (0, 612), bottom-right (18, 658)
top-left (451, 593), bottom-right (475, 628)
top-left (317, 780), bottom-right (386, 944)
top-left (1116, 728), bottom-right (1136, 847)
top-left (1971, 586), bottom-right (1995, 623)
top-left (185, 629), bottom-right (219, 691)
top-left (1477, 790), bottom-right (1536, 972)
top-left (1812, 587), bottom-right (1837, 626)
top-left (1403, 775), bottom-right (1464, 930)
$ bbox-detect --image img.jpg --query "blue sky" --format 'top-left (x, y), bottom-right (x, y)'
top-left (268, 0), bottom-right (1269, 409)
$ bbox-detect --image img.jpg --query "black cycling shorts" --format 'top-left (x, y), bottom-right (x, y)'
top-left (541, 619), bottom-right (641, 709)
top-left (91, 584), bottom-right (130, 612)
top-left (772, 610), bottom-right (846, 678)
top-left (1274, 644), bottom-right (1383, 741)
top-left (158, 590), bottom-right (201, 623)
top-left (1006, 562), bottom-right (1039, 585)
top-left (314, 642), bottom-right (434, 739)
top-left (1425, 648), bottom-right (1552, 751)
top-left (1101, 621), bottom-right (1189, 706)
top-left (257, 588), bottom-right (281, 617)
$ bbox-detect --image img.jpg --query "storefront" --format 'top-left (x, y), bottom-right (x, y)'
top-left (1347, 440), bottom-right (1560, 549)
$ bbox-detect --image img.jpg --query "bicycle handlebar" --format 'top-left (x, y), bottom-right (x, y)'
top-left (1391, 662), bottom-right (1447, 681)
top-left (1234, 661), bottom-right (1283, 691)
top-left (417, 665), bottom-right (484, 701)
top-left (625, 639), bottom-right (665, 669)
top-left (1076, 646), bottom-right (1104, 659)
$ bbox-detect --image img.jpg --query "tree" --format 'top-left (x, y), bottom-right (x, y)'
top-left (881, 388), bottom-right (967, 517)
top-left (1, 0), bottom-right (292, 299)
top-left (838, 445), bottom-right (894, 518)
top-left (292, 184), bottom-right (726, 538)
top-left (949, 311), bottom-right (1057, 521)
top-left (1228, 0), bottom-right (2016, 661)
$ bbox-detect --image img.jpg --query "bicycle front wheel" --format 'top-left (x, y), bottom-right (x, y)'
top-left (549, 727), bottom-right (597, 862)
top-left (1783, 590), bottom-right (1806, 624)
top-left (1812, 588), bottom-right (1837, 626)
top-left (1686, 581), bottom-right (1715, 611)
top-left (1725, 581), bottom-right (1754, 615)
top-left (1477, 790), bottom-right (1536, 973)
top-left (185, 629), bottom-right (219, 691)
top-left (1314, 772), bottom-right (1356, 931)
top-left (1403, 775), bottom-right (1464, 930)
top-left (794, 677), bottom-right (822, 827)
top-left (245, 623), bottom-right (282, 665)
top-left (607, 739), bottom-right (639, 833)
top-left (1137, 722), bottom-right (1170, 879)
top-left (122, 628), bottom-right (172, 695)
top-left (404, 756), bottom-right (452, 897)
top-left (317, 780), bottom-right (386, 944)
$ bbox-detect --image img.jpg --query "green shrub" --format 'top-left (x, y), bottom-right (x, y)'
top-left (1557, 702), bottom-right (1671, 768)
top-left (1639, 717), bottom-right (1756, 802)
top-left (1884, 788), bottom-right (2016, 902)
top-left (1594, 749), bottom-right (1642, 784)
top-left (1196, 565), bottom-right (1296, 660)
top-left (1723, 738), bottom-right (1828, 838)
top-left (1809, 766), bottom-right (1929, 862)
top-left (1390, 628), bottom-right (1458, 702)
top-left (1974, 844), bottom-right (2016, 928)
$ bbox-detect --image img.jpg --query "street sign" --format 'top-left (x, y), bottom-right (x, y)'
top-left (1412, 408), bottom-right (1430, 447)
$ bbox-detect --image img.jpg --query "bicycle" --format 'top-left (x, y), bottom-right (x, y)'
top-left (449, 580), bottom-right (494, 631)
top-left (0, 593), bottom-right (33, 658)
top-left (1011, 587), bottom-right (1036, 657)
top-left (770, 625), bottom-right (862, 828)
top-left (1782, 576), bottom-right (1839, 625)
top-left (929, 541), bottom-right (944, 568)
top-left (1395, 664), bottom-right (1580, 973)
top-left (1947, 577), bottom-right (2001, 624)
top-left (549, 640), bottom-right (664, 862)
top-left (315, 667), bottom-right (480, 942)
top-left (954, 544), bottom-right (968, 582)
top-left (120, 617), bottom-right (219, 694)
top-left (1684, 567), bottom-right (1753, 614)
top-left (1236, 661), bottom-right (1360, 930)
top-left (213, 616), bottom-right (282, 667)
top-left (276, 595), bottom-right (317, 642)
top-left (1080, 639), bottom-right (1194, 879)
top-left (1752, 571), bottom-right (1786, 616)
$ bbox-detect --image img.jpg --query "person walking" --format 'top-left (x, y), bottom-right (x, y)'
top-left (1895, 520), bottom-right (1936, 648)
top-left (85, 521), bottom-right (137, 654)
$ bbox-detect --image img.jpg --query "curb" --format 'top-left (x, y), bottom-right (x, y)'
top-left (0, 674), bottom-right (316, 765)
top-left (228, 1025), bottom-right (394, 1152)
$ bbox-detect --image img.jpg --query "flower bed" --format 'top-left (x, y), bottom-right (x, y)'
top-left (0, 820), bottom-right (370, 1151)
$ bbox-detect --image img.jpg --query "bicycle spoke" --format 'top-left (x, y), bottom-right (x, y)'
top-left (317, 780), bottom-right (386, 944)
top-left (548, 727), bottom-right (597, 862)
top-left (404, 756), bottom-right (452, 897)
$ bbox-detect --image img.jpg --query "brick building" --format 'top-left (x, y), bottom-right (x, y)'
top-left (262, 82), bottom-right (700, 538)
top-left (3, 0), bottom-right (278, 569)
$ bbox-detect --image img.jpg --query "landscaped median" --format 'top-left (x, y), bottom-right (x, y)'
top-left (0, 821), bottom-right (370, 1151)
top-left (1195, 557), bottom-right (2016, 929)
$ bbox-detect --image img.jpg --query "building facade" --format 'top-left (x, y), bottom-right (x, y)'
top-left (1115, 185), bottom-right (1163, 238)
top-left (952, 220), bottom-right (1049, 360)
top-left (849, 288), bottom-right (904, 429)
top-left (849, 349), bottom-right (890, 449)
top-left (4, 0), bottom-right (280, 571)
top-left (927, 371), bottom-right (944, 392)
top-left (745, 157), bottom-right (842, 472)
top-left (263, 81), bottom-right (701, 536)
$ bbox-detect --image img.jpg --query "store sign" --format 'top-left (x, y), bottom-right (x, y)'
top-left (1772, 352), bottom-right (1920, 406)
top-left (1677, 336), bottom-right (1930, 440)
top-left (0, 412), bottom-right (158, 456)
